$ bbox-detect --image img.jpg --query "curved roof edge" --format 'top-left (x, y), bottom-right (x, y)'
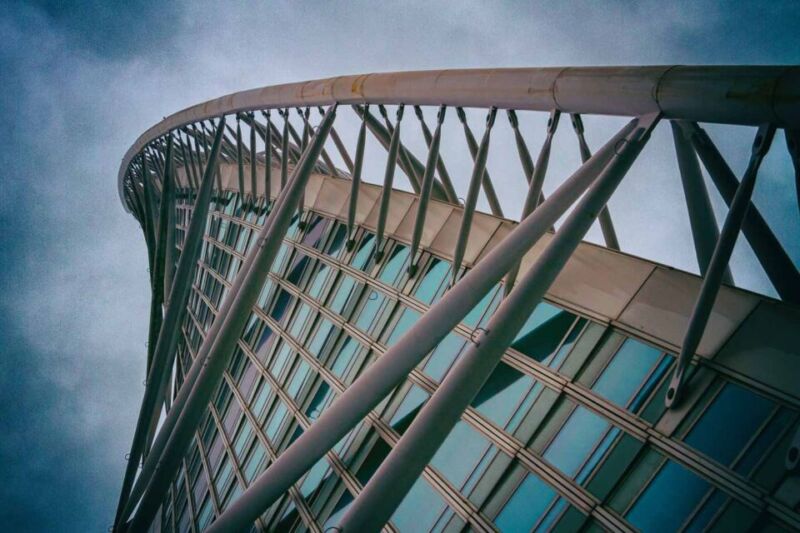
top-left (118, 65), bottom-right (800, 211)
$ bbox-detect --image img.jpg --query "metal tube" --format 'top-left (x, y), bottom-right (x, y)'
top-left (347, 105), bottom-right (368, 245)
top-left (202, 117), bottom-right (641, 533)
top-left (455, 107), bottom-right (504, 217)
top-left (414, 105), bottom-right (459, 203)
top-left (375, 105), bottom-right (405, 260)
top-left (408, 105), bottom-right (446, 275)
top-left (507, 109), bottom-right (535, 184)
top-left (680, 121), bottom-right (800, 304)
top-left (666, 124), bottom-right (776, 408)
top-left (236, 118), bottom-right (246, 199)
top-left (504, 110), bottom-right (561, 296)
top-left (280, 108), bottom-right (290, 188)
top-left (262, 111), bottom-right (272, 199)
top-left (322, 106), bottom-right (355, 174)
top-left (126, 105), bottom-right (338, 532)
top-left (141, 153), bottom-right (157, 279)
top-left (451, 108), bottom-right (497, 286)
top-left (670, 121), bottom-right (732, 282)
top-left (571, 114), bottom-right (620, 250)
top-left (378, 104), bottom-right (422, 194)
top-left (113, 118), bottom-right (226, 530)
top-left (250, 113), bottom-right (257, 200)
top-left (338, 113), bottom-right (660, 533)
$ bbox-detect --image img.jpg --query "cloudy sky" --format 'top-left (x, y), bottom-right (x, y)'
top-left (0, 1), bottom-right (798, 531)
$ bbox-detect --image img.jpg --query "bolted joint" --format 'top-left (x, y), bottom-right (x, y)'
top-left (456, 106), bottom-right (467, 124)
top-left (413, 105), bottom-right (425, 121)
top-left (570, 113), bottom-right (585, 134)
top-left (507, 109), bottom-right (519, 129)
top-left (378, 104), bottom-right (389, 120)
top-left (486, 107), bottom-right (498, 128)
top-left (395, 104), bottom-right (405, 121)
top-left (436, 104), bottom-right (447, 124)
top-left (546, 110), bottom-right (561, 135)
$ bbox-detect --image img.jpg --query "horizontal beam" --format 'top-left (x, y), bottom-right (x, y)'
top-left (119, 66), bottom-right (800, 210)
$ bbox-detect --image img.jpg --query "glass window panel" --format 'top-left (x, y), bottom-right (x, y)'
top-left (495, 472), bottom-right (557, 533)
top-left (392, 477), bottom-right (447, 533)
top-left (414, 258), bottom-right (450, 305)
top-left (684, 382), bottom-right (774, 466)
top-left (378, 244), bottom-right (410, 286)
top-left (591, 339), bottom-right (663, 408)
top-left (385, 307), bottom-right (421, 347)
top-left (431, 420), bottom-right (492, 490)
top-left (734, 409), bottom-right (794, 476)
top-left (351, 233), bottom-right (375, 270)
top-left (354, 290), bottom-right (387, 333)
top-left (422, 333), bottom-right (467, 382)
top-left (543, 405), bottom-right (609, 477)
top-left (626, 459), bottom-right (710, 533)
top-left (472, 362), bottom-right (535, 431)
top-left (388, 385), bottom-right (430, 435)
top-left (329, 275), bottom-right (357, 315)
top-left (510, 304), bottom-right (574, 364)
top-left (463, 284), bottom-right (501, 328)
top-left (307, 263), bottom-right (330, 300)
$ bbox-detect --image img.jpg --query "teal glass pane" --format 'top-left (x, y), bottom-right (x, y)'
top-left (354, 290), bottom-right (386, 333)
top-left (543, 405), bottom-right (609, 477)
top-left (389, 385), bottom-right (430, 435)
top-left (684, 490), bottom-right (726, 532)
top-left (265, 402), bottom-right (288, 441)
top-left (432, 420), bottom-right (492, 489)
top-left (351, 233), bottom-right (375, 270)
top-left (414, 258), bottom-right (450, 305)
top-left (386, 307), bottom-right (421, 346)
top-left (300, 457), bottom-right (330, 498)
top-left (330, 336), bottom-right (359, 380)
top-left (472, 362), bottom-right (534, 430)
top-left (510, 304), bottom-right (574, 363)
top-left (329, 275), bottom-right (357, 315)
top-left (463, 284), bottom-right (500, 328)
top-left (422, 333), bottom-right (467, 382)
top-left (379, 244), bottom-right (410, 286)
top-left (307, 263), bottom-right (330, 300)
top-left (734, 408), bottom-right (794, 476)
top-left (626, 460), bottom-right (709, 533)
top-left (288, 303), bottom-right (312, 339)
top-left (495, 472), bottom-right (556, 533)
top-left (592, 339), bottom-right (662, 408)
top-left (547, 318), bottom-right (586, 369)
top-left (685, 382), bottom-right (774, 466)
top-left (286, 360), bottom-right (310, 399)
top-left (307, 318), bottom-right (335, 356)
top-left (243, 442), bottom-right (266, 482)
top-left (392, 477), bottom-right (447, 533)
top-left (576, 428), bottom-right (620, 484)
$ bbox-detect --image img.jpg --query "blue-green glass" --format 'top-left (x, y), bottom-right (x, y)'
top-left (472, 362), bottom-right (534, 430)
top-left (392, 478), bottom-right (447, 533)
top-left (330, 336), bottom-right (360, 381)
top-left (329, 275), bottom-right (356, 315)
top-left (378, 244), bottom-right (410, 286)
top-left (414, 258), bottom-right (450, 305)
top-left (432, 420), bottom-right (492, 489)
top-left (286, 360), bottom-right (310, 399)
top-left (543, 405), bottom-right (609, 477)
top-left (288, 303), bottom-right (312, 339)
top-left (626, 459), bottom-right (709, 533)
top-left (547, 318), bottom-right (586, 369)
top-left (685, 382), bottom-right (774, 466)
top-left (422, 332), bottom-right (467, 382)
top-left (307, 318), bottom-right (335, 356)
top-left (389, 385), bottom-right (430, 435)
top-left (495, 472), bottom-right (556, 533)
top-left (300, 457), bottom-right (330, 498)
top-left (354, 290), bottom-right (386, 333)
top-left (735, 409), bottom-right (794, 476)
top-left (351, 233), bottom-right (375, 270)
top-left (386, 307), bottom-right (421, 346)
top-left (592, 339), bottom-right (662, 408)
top-left (243, 441), bottom-right (267, 482)
top-left (511, 304), bottom-right (575, 363)
top-left (463, 284), bottom-right (501, 328)
top-left (307, 263), bottom-right (330, 300)
top-left (265, 401), bottom-right (288, 442)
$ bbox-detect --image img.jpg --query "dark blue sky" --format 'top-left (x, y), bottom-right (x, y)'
top-left (0, 1), bottom-right (798, 531)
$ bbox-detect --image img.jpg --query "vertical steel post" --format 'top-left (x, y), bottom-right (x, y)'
top-left (236, 117), bottom-right (246, 201)
top-left (113, 118), bottom-right (226, 530)
top-left (375, 105), bottom-right (405, 261)
top-left (504, 110), bottom-right (561, 296)
top-left (201, 118), bottom-right (641, 533)
top-left (571, 114), bottom-right (620, 250)
top-left (280, 108), bottom-right (290, 188)
top-left (347, 105), bottom-right (368, 246)
top-left (250, 113), bottom-right (257, 200)
top-left (451, 108), bottom-right (497, 286)
top-left (679, 121), bottom-right (800, 304)
top-left (666, 124), bottom-right (777, 408)
top-left (262, 111), bottom-right (272, 200)
top-left (455, 107), bottom-right (504, 217)
top-left (670, 121), bottom-right (732, 281)
top-left (126, 106), bottom-right (338, 532)
top-left (338, 114), bottom-right (659, 533)
top-left (408, 105), bottom-right (446, 275)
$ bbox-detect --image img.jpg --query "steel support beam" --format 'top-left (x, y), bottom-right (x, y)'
top-left (338, 114), bottom-right (659, 533)
top-left (321, 106), bottom-right (355, 175)
top-left (455, 107), bottom-right (504, 217)
top-left (347, 105), bottom-right (368, 245)
top-left (451, 108), bottom-right (497, 286)
top-left (377, 104), bottom-right (422, 194)
top-left (236, 118), bottom-right (246, 198)
top-left (572, 114), bottom-right (620, 250)
top-left (249, 113), bottom-right (257, 200)
top-left (666, 124), bottom-right (776, 408)
top-left (504, 110), bottom-right (561, 297)
top-left (261, 111), bottom-right (272, 199)
top-left (113, 118), bottom-right (226, 530)
top-left (375, 105), bottom-right (405, 261)
top-left (202, 117), bottom-right (641, 533)
top-left (408, 105), bottom-right (446, 275)
top-left (679, 121), bottom-right (800, 304)
top-left (670, 121), bottom-right (732, 282)
top-left (280, 109), bottom-right (290, 188)
top-left (125, 106), bottom-right (337, 532)
top-left (414, 105), bottom-right (459, 203)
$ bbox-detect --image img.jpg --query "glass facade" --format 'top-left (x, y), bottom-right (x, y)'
top-left (150, 189), bottom-right (799, 533)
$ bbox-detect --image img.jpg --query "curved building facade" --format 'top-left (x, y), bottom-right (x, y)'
top-left (114, 68), bottom-right (800, 533)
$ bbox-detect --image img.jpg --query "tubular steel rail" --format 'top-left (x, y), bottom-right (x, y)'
top-left (115, 66), bottom-right (800, 533)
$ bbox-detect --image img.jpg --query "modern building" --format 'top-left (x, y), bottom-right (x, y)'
top-left (113, 68), bottom-right (800, 533)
